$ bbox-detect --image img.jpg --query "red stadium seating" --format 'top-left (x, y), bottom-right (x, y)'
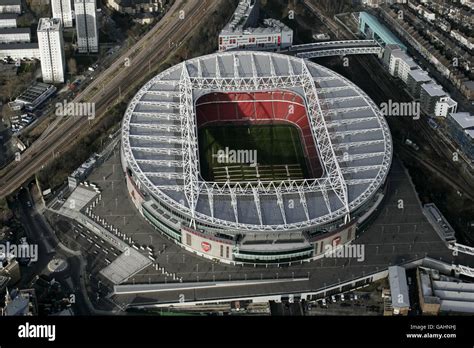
top-left (195, 91), bottom-right (321, 176)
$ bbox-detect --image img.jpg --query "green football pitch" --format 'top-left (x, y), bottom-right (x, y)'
top-left (198, 124), bottom-right (309, 182)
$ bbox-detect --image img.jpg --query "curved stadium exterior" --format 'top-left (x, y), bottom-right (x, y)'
top-left (121, 51), bottom-right (393, 264)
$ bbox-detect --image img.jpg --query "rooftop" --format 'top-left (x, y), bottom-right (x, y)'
top-left (0, 0), bottom-right (20, 5)
top-left (419, 267), bottom-right (474, 314)
top-left (0, 13), bottom-right (17, 19)
top-left (15, 82), bottom-right (55, 104)
top-left (37, 17), bottom-right (62, 31)
top-left (391, 50), bottom-right (418, 68)
top-left (223, 0), bottom-right (257, 32)
top-left (0, 27), bottom-right (29, 34)
top-left (422, 83), bottom-right (446, 98)
top-left (0, 42), bottom-right (38, 49)
top-left (388, 266), bottom-right (410, 308)
top-left (408, 69), bottom-right (432, 83)
top-left (450, 112), bottom-right (474, 130)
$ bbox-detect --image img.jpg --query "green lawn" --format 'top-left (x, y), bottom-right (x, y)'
top-left (198, 124), bottom-right (309, 181)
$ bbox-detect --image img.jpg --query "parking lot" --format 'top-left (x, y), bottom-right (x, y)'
top-left (47, 146), bottom-right (464, 307)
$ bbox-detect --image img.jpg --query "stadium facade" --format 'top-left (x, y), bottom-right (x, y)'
top-left (121, 51), bottom-right (393, 264)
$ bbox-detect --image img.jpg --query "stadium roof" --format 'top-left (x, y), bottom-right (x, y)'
top-left (121, 51), bottom-right (392, 232)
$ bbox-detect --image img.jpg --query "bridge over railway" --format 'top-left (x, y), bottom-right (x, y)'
top-left (286, 39), bottom-right (383, 59)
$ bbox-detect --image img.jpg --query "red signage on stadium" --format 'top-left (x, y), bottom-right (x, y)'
top-left (201, 242), bottom-right (212, 252)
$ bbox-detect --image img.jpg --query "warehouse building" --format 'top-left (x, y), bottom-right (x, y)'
top-left (0, 27), bottom-right (30, 43)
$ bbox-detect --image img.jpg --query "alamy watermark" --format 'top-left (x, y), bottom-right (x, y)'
top-left (380, 100), bottom-right (420, 120)
top-left (55, 100), bottom-right (96, 120)
top-left (212, 147), bottom-right (258, 165)
top-left (0, 242), bottom-right (38, 262)
top-left (324, 243), bottom-right (365, 262)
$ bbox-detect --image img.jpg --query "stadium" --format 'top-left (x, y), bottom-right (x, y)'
top-left (121, 51), bottom-right (393, 264)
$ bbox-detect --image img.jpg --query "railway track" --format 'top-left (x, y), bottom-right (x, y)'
top-left (0, 0), bottom-right (215, 198)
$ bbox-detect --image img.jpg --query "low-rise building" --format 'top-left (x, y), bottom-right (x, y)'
top-left (387, 266), bottom-right (410, 316)
top-left (14, 82), bottom-right (56, 110)
top-left (106, 0), bottom-right (163, 14)
top-left (450, 30), bottom-right (474, 51)
top-left (0, 0), bottom-right (21, 14)
top-left (2, 288), bottom-right (38, 316)
top-left (406, 69), bottom-right (432, 98)
top-left (218, 0), bottom-right (293, 52)
top-left (0, 259), bottom-right (20, 284)
top-left (0, 13), bottom-right (17, 28)
top-left (460, 80), bottom-right (474, 101)
top-left (0, 27), bottom-right (30, 43)
top-left (434, 96), bottom-right (457, 118)
top-left (417, 267), bottom-right (474, 315)
top-left (420, 82), bottom-right (446, 116)
top-left (387, 48), bottom-right (419, 84)
top-left (446, 112), bottom-right (474, 160)
top-left (0, 42), bottom-right (39, 59)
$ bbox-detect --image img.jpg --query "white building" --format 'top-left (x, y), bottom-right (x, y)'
top-left (74, 0), bottom-right (98, 53)
top-left (0, 27), bottom-right (30, 43)
top-left (388, 48), bottom-right (419, 84)
top-left (435, 96), bottom-right (458, 118)
top-left (450, 30), bottom-right (474, 51)
top-left (0, 0), bottom-right (21, 14)
top-left (218, 0), bottom-right (293, 52)
top-left (51, 0), bottom-right (74, 28)
top-left (37, 18), bottom-right (66, 83)
top-left (0, 13), bottom-right (17, 28)
top-left (0, 42), bottom-right (39, 59)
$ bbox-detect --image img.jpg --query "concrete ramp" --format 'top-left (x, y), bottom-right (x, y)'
top-left (100, 249), bottom-right (152, 285)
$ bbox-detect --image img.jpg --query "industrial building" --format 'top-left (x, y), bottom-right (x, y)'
top-left (14, 81), bottom-right (57, 110)
top-left (37, 18), bottom-right (66, 83)
top-left (51, 0), bottom-right (74, 28)
top-left (218, 0), bottom-right (293, 52)
top-left (106, 0), bottom-right (163, 14)
top-left (121, 51), bottom-right (393, 264)
top-left (387, 266), bottom-right (410, 315)
top-left (0, 27), bottom-right (30, 43)
top-left (417, 267), bottom-right (474, 315)
top-left (74, 0), bottom-right (98, 53)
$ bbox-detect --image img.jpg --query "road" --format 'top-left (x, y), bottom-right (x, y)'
top-left (0, 0), bottom-right (216, 199)
top-left (13, 188), bottom-right (93, 315)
